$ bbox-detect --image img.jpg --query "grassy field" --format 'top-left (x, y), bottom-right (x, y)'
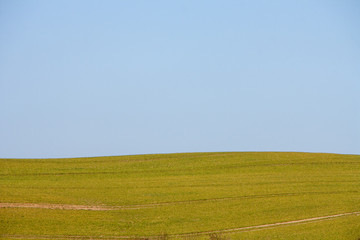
top-left (0, 152), bottom-right (359, 239)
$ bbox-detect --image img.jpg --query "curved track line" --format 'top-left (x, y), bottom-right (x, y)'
top-left (1, 211), bottom-right (359, 239)
top-left (172, 211), bottom-right (360, 237)
top-left (0, 203), bottom-right (114, 211)
top-left (1, 191), bottom-right (357, 210)
top-left (2, 161), bottom-right (358, 176)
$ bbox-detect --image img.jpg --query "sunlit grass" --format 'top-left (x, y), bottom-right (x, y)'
top-left (0, 152), bottom-right (359, 239)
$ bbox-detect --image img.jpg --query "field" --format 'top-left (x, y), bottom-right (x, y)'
top-left (0, 152), bottom-right (359, 239)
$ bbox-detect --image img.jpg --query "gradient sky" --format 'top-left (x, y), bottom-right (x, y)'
top-left (1, 0), bottom-right (359, 158)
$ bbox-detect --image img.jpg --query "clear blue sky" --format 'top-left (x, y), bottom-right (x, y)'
top-left (1, 0), bottom-right (359, 158)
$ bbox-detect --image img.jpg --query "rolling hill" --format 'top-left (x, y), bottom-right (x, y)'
top-left (0, 152), bottom-right (359, 239)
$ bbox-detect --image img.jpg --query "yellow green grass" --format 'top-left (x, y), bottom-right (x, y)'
top-left (0, 152), bottom-right (359, 239)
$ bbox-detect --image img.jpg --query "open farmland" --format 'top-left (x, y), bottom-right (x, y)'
top-left (0, 152), bottom-right (359, 239)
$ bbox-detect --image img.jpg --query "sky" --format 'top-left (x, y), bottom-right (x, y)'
top-left (0, 0), bottom-right (359, 158)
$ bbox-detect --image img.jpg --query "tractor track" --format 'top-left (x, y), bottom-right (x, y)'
top-left (1, 161), bottom-right (359, 177)
top-left (0, 190), bottom-right (358, 211)
top-left (1, 211), bottom-right (359, 239)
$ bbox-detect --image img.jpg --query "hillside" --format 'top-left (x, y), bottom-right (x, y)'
top-left (0, 152), bottom-right (359, 239)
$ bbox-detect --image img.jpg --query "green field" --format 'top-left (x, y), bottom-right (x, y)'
top-left (0, 152), bottom-right (359, 239)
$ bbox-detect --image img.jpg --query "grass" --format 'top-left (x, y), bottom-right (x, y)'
top-left (0, 152), bottom-right (359, 239)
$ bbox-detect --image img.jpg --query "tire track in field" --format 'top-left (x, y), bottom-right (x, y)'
top-left (0, 171), bottom-right (121, 176)
top-left (0, 203), bottom-right (115, 211)
top-left (1, 161), bottom-right (358, 176)
top-left (0, 190), bottom-right (358, 210)
top-left (173, 211), bottom-right (360, 237)
top-left (1, 211), bottom-right (359, 239)
top-left (2, 180), bottom-right (358, 190)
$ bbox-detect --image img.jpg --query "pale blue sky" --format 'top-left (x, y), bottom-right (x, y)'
top-left (1, 0), bottom-right (359, 158)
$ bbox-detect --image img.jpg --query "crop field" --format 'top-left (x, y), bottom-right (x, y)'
top-left (0, 152), bottom-right (359, 240)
